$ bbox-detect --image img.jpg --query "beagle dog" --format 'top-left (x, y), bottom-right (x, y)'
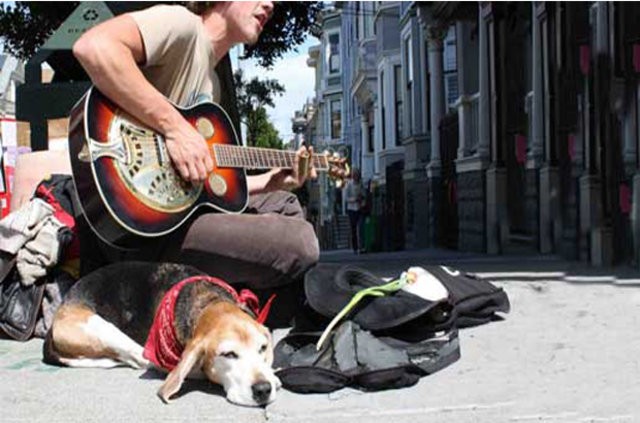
top-left (43, 261), bottom-right (280, 406)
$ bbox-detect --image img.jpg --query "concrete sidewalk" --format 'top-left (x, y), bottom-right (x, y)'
top-left (1, 249), bottom-right (639, 422)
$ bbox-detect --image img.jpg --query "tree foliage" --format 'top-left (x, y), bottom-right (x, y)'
top-left (234, 69), bottom-right (285, 148)
top-left (234, 69), bottom-right (285, 114)
top-left (252, 107), bottom-right (283, 150)
top-left (0, 1), bottom-right (322, 66)
top-left (243, 2), bottom-right (322, 68)
top-left (0, 2), bottom-right (79, 60)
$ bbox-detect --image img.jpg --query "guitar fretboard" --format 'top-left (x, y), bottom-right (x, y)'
top-left (213, 144), bottom-right (330, 171)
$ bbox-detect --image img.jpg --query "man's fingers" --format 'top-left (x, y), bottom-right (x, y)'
top-left (168, 145), bottom-right (190, 181)
top-left (177, 163), bottom-right (190, 182)
top-left (292, 152), bottom-right (300, 180)
top-left (204, 153), bottom-right (214, 173)
top-left (307, 146), bottom-right (317, 179)
top-left (189, 137), bottom-right (210, 181)
top-left (196, 159), bottom-right (208, 181)
top-left (187, 161), bottom-right (201, 183)
top-left (297, 153), bottom-right (310, 182)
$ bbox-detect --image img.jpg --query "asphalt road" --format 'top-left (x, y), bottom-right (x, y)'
top-left (1, 249), bottom-right (639, 422)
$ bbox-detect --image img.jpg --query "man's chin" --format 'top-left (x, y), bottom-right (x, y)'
top-left (245, 35), bottom-right (260, 46)
top-left (242, 27), bottom-right (261, 46)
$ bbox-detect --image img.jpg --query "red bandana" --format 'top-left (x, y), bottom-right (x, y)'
top-left (143, 276), bottom-right (275, 371)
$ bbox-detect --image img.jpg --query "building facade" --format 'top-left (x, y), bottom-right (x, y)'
top-left (304, 1), bottom-right (640, 268)
top-left (303, 11), bottom-right (350, 249)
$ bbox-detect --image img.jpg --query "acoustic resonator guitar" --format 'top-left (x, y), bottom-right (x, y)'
top-left (68, 88), bottom-right (345, 248)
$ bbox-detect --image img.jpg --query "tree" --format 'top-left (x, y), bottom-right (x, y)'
top-left (234, 69), bottom-right (285, 148)
top-left (0, 2), bottom-right (322, 66)
top-left (252, 107), bottom-right (283, 150)
top-left (243, 2), bottom-right (323, 68)
top-left (0, 2), bottom-right (78, 60)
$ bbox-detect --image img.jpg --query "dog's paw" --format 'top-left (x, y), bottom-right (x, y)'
top-left (123, 356), bottom-right (151, 370)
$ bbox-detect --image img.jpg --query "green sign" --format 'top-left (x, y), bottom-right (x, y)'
top-left (41, 2), bottom-right (114, 50)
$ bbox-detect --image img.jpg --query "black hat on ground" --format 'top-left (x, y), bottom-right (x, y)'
top-left (303, 263), bottom-right (444, 331)
top-left (304, 263), bottom-right (510, 333)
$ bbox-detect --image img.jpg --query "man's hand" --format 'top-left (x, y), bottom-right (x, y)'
top-left (163, 119), bottom-right (214, 183)
top-left (247, 146), bottom-right (317, 194)
top-left (269, 146), bottom-right (318, 191)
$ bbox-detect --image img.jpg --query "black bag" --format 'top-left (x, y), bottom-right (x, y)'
top-left (0, 257), bottom-right (45, 341)
top-left (274, 321), bottom-right (460, 394)
top-left (274, 263), bottom-right (510, 394)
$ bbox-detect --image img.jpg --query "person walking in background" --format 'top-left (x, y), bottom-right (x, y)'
top-left (344, 168), bottom-right (364, 254)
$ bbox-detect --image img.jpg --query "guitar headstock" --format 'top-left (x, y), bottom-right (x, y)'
top-left (324, 151), bottom-right (350, 188)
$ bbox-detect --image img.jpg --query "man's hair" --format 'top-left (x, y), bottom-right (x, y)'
top-left (185, 1), bottom-right (219, 16)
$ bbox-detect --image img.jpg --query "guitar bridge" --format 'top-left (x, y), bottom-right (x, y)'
top-left (86, 136), bottom-right (130, 164)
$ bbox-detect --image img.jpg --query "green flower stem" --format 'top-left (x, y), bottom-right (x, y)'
top-left (315, 276), bottom-right (408, 351)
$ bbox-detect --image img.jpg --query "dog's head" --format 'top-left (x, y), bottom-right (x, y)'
top-left (157, 301), bottom-right (280, 406)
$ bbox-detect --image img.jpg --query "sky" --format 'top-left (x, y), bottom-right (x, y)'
top-left (231, 35), bottom-right (318, 145)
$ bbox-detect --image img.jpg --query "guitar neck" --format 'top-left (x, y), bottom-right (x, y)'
top-left (213, 144), bottom-right (331, 171)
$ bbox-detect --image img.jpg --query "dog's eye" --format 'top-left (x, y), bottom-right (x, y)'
top-left (259, 344), bottom-right (267, 354)
top-left (220, 351), bottom-right (238, 359)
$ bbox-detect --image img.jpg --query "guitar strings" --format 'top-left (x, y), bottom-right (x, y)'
top-left (122, 137), bottom-right (331, 170)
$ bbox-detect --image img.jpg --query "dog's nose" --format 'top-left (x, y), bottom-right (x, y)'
top-left (251, 381), bottom-right (272, 403)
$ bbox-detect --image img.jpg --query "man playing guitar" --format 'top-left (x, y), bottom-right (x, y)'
top-left (72, 2), bottom-right (320, 325)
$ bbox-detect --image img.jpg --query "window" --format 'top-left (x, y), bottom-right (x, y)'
top-left (380, 70), bottom-right (386, 150)
top-left (394, 65), bottom-right (403, 145)
top-left (329, 33), bottom-right (340, 74)
top-left (368, 123), bottom-right (374, 153)
top-left (425, 40), bottom-right (431, 131)
top-left (443, 26), bottom-right (458, 108)
top-left (355, 3), bottom-right (361, 40)
top-left (404, 36), bottom-right (413, 137)
top-left (363, 3), bottom-right (373, 38)
top-left (330, 99), bottom-right (342, 140)
top-left (445, 74), bottom-right (459, 107)
top-left (405, 37), bottom-right (413, 85)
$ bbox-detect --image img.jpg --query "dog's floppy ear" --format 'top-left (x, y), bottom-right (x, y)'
top-left (158, 338), bottom-right (205, 403)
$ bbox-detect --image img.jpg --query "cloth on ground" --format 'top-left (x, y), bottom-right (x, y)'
top-left (16, 212), bottom-right (68, 286)
top-left (0, 196), bottom-right (73, 286)
top-left (0, 198), bottom-right (66, 285)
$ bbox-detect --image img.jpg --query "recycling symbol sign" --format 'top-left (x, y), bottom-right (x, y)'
top-left (41, 2), bottom-right (114, 50)
top-left (82, 9), bottom-right (99, 21)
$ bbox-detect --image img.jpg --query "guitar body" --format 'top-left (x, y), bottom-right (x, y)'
top-left (68, 88), bottom-right (248, 248)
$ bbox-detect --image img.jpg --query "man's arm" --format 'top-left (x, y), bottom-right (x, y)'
top-left (72, 14), bottom-right (212, 182)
